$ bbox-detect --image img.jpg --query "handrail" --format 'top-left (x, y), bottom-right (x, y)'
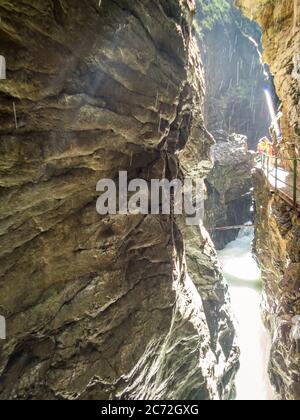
top-left (260, 152), bottom-right (300, 162)
top-left (208, 224), bottom-right (254, 231)
top-left (257, 152), bottom-right (299, 209)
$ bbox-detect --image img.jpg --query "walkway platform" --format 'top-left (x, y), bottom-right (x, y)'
top-left (258, 154), bottom-right (300, 211)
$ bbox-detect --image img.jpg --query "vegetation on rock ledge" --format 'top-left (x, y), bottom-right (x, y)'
top-left (195, 0), bottom-right (231, 34)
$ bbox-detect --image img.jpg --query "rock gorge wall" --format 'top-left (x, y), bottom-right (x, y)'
top-left (205, 133), bottom-right (255, 250)
top-left (195, 0), bottom-right (265, 250)
top-left (0, 0), bottom-right (239, 400)
top-left (236, 0), bottom-right (300, 155)
top-left (196, 0), bottom-right (270, 150)
top-left (237, 0), bottom-right (300, 400)
top-left (253, 175), bottom-right (300, 400)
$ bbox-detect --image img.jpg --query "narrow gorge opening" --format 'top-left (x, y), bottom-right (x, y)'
top-left (197, 0), bottom-right (277, 400)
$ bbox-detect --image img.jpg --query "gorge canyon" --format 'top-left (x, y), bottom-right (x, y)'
top-left (0, 0), bottom-right (299, 401)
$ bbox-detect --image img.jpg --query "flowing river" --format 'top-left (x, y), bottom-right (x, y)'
top-left (218, 226), bottom-right (274, 400)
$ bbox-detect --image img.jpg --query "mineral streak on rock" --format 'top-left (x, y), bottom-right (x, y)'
top-left (237, 0), bottom-right (300, 400)
top-left (0, 0), bottom-right (238, 400)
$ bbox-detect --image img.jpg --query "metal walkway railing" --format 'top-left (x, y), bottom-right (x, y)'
top-left (258, 152), bottom-right (300, 209)
top-left (208, 224), bottom-right (254, 232)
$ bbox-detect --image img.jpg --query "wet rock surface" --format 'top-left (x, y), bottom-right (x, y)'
top-left (236, 0), bottom-right (300, 156)
top-left (0, 0), bottom-right (238, 400)
top-left (205, 133), bottom-right (255, 249)
top-left (196, 0), bottom-right (270, 150)
top-left (253, 171), bottom-right (300, 400)
top-left (195, 0), bottom-right (263, 250)
top-left (237, 0), bottom-right (300, 400)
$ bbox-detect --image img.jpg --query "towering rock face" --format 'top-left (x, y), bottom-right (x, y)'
top-left (195, 0), bottom-right (270, 150)
top-left (253, 176), bottom-right (300, 400)
top-left (205, 133), bottom-right (255, 250)
top-left (236, 0), bottom-right (300, 152)
top-left (195, 1), bottom-right (266, 250)
top-left (237, 0), bottom-right (300, 400)
top-left (0, 0), bottom-right (238, 400)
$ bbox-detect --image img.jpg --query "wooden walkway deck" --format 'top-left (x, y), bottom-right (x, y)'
top-left (258, 158), bottom-right (300, 211)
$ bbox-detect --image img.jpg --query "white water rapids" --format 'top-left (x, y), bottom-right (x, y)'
top-left (218, 226), bottom-right (274, 400)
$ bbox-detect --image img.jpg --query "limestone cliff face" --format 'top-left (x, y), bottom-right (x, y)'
top-left (237, 0), bottom-right (300, 400)
top-left (205, 133), bottom-right (255, 250)
top-left (0, 0), bottom-right (238, 400)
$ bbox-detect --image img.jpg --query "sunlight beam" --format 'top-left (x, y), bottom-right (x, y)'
top-left (264, 88), bottom-right (282, 140)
